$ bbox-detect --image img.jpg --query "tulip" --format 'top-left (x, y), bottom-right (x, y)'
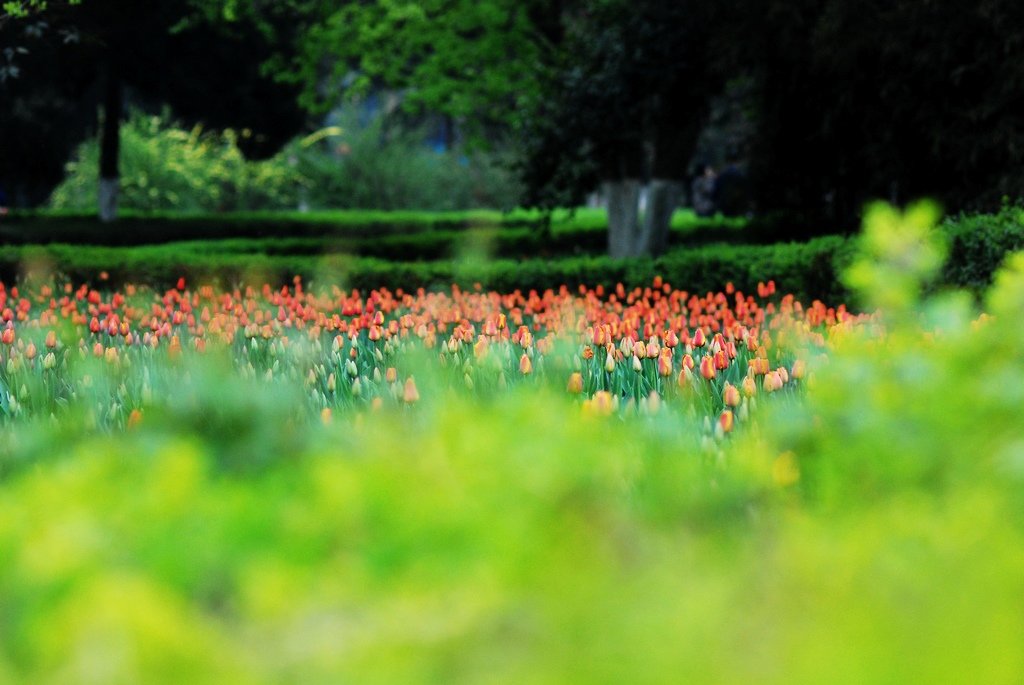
top-left (45, 330), bottom-right (57, 348)
top-left (723, 383), bottom-right (741, 408)
top-left (519, 353), bottom-right (533, 375)
top-left (320, 408), bottom-right (333, 425)
top-left (605, 350), bottom-right (616, 373)
top-left (588, 390), bottom-right (614, 416)
top-left (742, 376), bottom-right (757, 398)
top-left (791, 359), bottom-right (806, 380)
top-left (700, 355), bottom-right (716, 380)
top-left (474, 337), bottom-right (488, 360)
top-left (632, 354), bottom-right (642, 373)
top-left (127, 409), bottom-right (143, 430)
top-left (647, 390), bottom-right (662, 415)
top-left (692, 328), bottom-right (706, 348)
top-left (718, 409), bottom-right (734, 434)
top-left (657, 352), bottom-right (673, 377)
top-left (566, 372), bottom-right (583, 394)
top-left (24, 343), bottom-right (36, 360)
top-left (633, 340), bottom-right (646, 359)
top-left (681, 354), bottom-right (694, 371)
top-left (664, 329), bottom-right (679, 348)
top-left (403, 376), bottom-right (420, 403)
top-left (1, 328), bottom-right (13, 345)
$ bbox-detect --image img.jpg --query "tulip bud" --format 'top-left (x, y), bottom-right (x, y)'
top-left (519, 353), bottom-right (533, 375)
top-left (632, 354), bottom-right (642, 373)
top-left (403, 376), bottom-right (420, 403)
top-left (723, 383), bottom-right (741, 408)
top-left (566, 372), bottom-right (583, 394)
top-left (657, 352), bottom-right (673, 377)
top-left (604, 350), bottom-right (616, 373)
top-left (700, 355), bottom-right (716, 380)
top-left (718, 410), bottom-right (734, 434)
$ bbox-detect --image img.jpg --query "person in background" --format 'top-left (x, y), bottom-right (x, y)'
top-left (691, 164), bottom-right (717, 217)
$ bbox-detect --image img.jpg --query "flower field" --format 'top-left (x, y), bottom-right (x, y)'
top-left (2, 203), bottom-right (1024, 683)
top-left (0, 270), bottom-right (866, 436)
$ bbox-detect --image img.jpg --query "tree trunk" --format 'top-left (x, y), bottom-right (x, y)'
top-left (99, 57), bottom-right (122, 223)
top-left (637, 179), bottom-right (681, 257)
top-left (605, 179), bottom-right (642, 259)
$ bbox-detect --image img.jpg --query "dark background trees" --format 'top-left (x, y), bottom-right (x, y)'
top-left (0, 0), bottom-right (305, 218)
top-left (6, 0), bottom-right (1024, 252)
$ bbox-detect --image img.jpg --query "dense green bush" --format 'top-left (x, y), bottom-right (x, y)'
top-left (48, 111), bottom-right (308, 212)
top-left (942, 203), bottom-right (1024, 292)
top-left (47, 107), bottom-right (522, 213)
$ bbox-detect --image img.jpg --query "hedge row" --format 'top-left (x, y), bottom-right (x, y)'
top-left (0, 208), bottom-right (748, 252)
top-left (2, 207), bottom-right (1021, 306)
top-left (0, 235), bottom-right (857, 306)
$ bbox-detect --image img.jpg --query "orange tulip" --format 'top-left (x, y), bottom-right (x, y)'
top-left (1, 328), bottom-right (13, 345)
top-left (127, 409), bottom-right (143, 430)
top-left (791, 359), bottom-right (806, 380)
top-left (723, 383), bottom-right (741, 408)
top-left (45, 330), bottom-right (57, 348)
top-left (520, 353), bottom-right (533, 375)
top-left (692, 328), bottom-right (706, 348)
top-left (700, 355), bottom-right (716, 380)
top-left (657, 352), bottom-right (673, 377)
top-left (718, 410), bottom-right (734, 434)
top-left (403, 376), bottom-right (420, 403)
top-left (742, 376), bottom-right (757, 397)
top-left (566, 372), bottom-right (583, 394)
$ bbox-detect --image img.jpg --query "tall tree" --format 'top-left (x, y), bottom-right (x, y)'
top-left (226, 0), bottom-right (724, 257)
top-left (0, 0), bottom-right (305, 217)
top-left (732, 0), bottom-right (1024, 227)
top-left (518, 0), bottom-right (728, 257)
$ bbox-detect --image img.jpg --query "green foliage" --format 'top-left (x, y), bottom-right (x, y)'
top-left (2, 205), bottom-right (1024, 680)
top-left (49, 110), bottom-right (307, 212)
top-left (47, 108), bottom-right (521, 213)
top-left (287, 107), bottom-right (521, 211)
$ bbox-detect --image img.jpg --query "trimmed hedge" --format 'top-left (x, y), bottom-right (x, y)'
top-left (2, 207), bottom-right (1021, 307)
top-left (0, 208), bottom-right (747, 254)
top-left (0, 236), bottom-right (857, 305)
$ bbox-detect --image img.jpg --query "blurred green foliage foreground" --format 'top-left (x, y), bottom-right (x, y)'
top-left (3, 203), bottom-right (1024, 683)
